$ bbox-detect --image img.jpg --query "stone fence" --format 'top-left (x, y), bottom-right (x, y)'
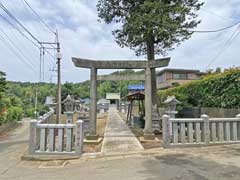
top-left (28, 108), bottom-right (84, 156)
top-left (162, 114), bottom-right (240, 148)
top-left (159, 107), bottom-right (240, 118)
top-left (37, 108), bottom-right (55, 124)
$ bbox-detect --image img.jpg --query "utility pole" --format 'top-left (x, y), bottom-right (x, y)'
top-left (56, 31), bottom-right (61, 124)
top-left (39, 30), bottom-right (61, 124)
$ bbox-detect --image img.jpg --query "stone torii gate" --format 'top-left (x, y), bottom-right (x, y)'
top-left (72, 57), bottom-right (170, 140)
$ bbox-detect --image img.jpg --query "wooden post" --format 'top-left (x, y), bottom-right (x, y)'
top-left (75, 120), bottom-right (84, 155)
top-left (29, 120), bottom-right (37, 154)
top-left (201, 114), bottom-right (210, 145)
top-left (162, 115), bottom-right (170, 148)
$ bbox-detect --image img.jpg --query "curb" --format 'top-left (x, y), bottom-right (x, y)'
top-left (21, 148), bottom-right (165, 162)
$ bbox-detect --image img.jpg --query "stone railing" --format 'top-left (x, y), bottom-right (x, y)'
top-left (37, 108), bottom-right (55, 124)
top-left (29, 120), bottom-right (84, 155)
top-left (162, 114), bottom-right (240, 148)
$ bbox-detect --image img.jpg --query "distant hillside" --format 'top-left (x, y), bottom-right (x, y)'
top-left (3, 70), bottom-right (143, 119)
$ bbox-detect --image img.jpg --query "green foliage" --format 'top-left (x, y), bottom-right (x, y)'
top-left (97, 0), bottom-right (203, 56)
top-left (0, 71), bottom-right (6, 93)
top-left (6, 106), bottom-right (23, 122)
top-left (158, 69), bottom-right (240, 109)
top-left (1, 69), bottom-right (143, 124)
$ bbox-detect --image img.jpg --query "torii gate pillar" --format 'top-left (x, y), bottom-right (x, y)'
top-left (144, 66), bottom-right (153, 138)
top-left (89, 67), bottom-right (97, 138)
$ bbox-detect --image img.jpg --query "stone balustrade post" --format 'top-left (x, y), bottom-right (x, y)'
top-left (201, 114), bottom-right (210, 145)
top-left (29, 120), bottom-right (37, 154)
top-left (236, 114), bottom-right (240, 119)
top-left (162, 115), bottom-right (171, 148)
top-left (75, 120), bottom-right (84, 155)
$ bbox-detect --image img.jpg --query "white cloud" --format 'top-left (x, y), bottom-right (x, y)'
top-left (0, 0), bottom-right (239, 83)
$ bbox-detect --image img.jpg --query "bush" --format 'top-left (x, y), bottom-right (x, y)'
top-left (158, 68), bottom-right (240, 109)
top-left (7, 106), bottom-right (23, 122)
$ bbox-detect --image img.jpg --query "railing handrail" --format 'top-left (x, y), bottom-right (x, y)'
top-left (37, 108), bottom-right (54, 124)
top-left (168, 117), bottom-right (240, 123)
top-left (170, 118), bottom-right (203, 122)
top-left (209, 118), bottom-right (240, 122)
top-left (36, 124), bottom-right (76, 128)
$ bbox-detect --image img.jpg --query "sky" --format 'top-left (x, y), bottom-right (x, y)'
top-left (0, 0), bottom-right (239, 83)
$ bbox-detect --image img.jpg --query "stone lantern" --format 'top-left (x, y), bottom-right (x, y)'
top-left (163, 96), bottom-right (181, 118)
top-left (63, 95), bottom-right (75, 123)
top-left (163, 96), bottom-right (181, 136)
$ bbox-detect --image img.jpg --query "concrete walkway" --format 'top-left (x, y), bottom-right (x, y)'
top-left (101, 107), bottom-right (143, 154)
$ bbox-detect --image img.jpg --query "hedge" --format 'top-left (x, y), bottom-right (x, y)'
top-left (157, 68), bottom-right (240, 109)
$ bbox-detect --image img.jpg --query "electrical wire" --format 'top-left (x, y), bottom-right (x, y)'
top-left (22, 0), bottom-right (56, 35)
top-left (0, 2), bottom-right (42, 45)
top-left (206, 28), bottom-right (240, 69)
top-left (0, 32), bottom-right (37, 73)
top-left (190, 21), bottom-right (240, 33)
top-left (0, 13), bottom-right (40, 49)
top-left (0, 26), bottom-right (36, 68)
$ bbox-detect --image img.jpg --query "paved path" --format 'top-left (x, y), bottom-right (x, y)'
top-left (101, 107), bottom-right (143, 154)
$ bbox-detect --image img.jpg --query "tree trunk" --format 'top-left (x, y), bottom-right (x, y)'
top-left (146, 34), bottom-right (157, 105)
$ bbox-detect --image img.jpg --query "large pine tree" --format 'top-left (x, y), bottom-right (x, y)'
top-left (97, 0), bottom-right (203, 103)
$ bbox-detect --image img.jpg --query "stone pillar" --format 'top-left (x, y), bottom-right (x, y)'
top-left (75, 120), bottom-right (84, 155)
top-left (89, 67), bottom-right (98, 139)
top-left (162, 115), bottom-right (170, 148)
top-left (144, 66), bottom-right (154, 140)
top-left (29, 120), bottom-right (37, 154)
top-left (201, 114), bottom-right (210, 145)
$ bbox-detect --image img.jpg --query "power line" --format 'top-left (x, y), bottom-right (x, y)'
top-left (0, 10), bottom-right (55, 78)
top-left (21, 0), bottom-right (56, 35)
top-left (0, 2), bottom-right (42, 45)
top-left (0, 32), bottom-right (37, 73)
top-left (191, 21), bottom-right (240, 33)
top-left (201, 8), bottom-right (233, 22)
top-left (206, 28), bottom-right (240, 68)
top-left (0, 26), bottom-right (36, 68)
top-left (0, 1), bottom-right (59, 84)
top-left (0, 13), bottom-right (40, 49)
